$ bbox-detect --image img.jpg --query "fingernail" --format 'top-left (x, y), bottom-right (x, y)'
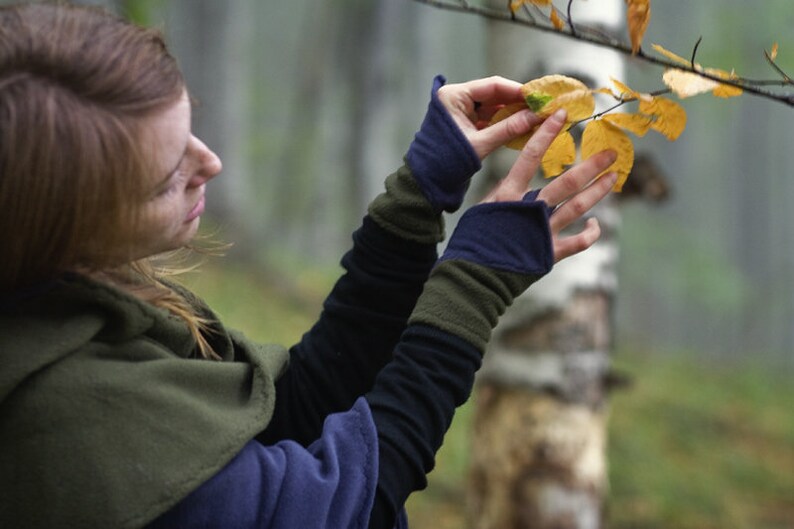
top-left (550, 109), bottom-right (567, 123)
top-left (604, 149), bottom-right (618, 164)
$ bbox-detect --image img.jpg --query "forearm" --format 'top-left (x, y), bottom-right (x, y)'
top-left (259, 209), bottom-right (439, 446)
top-left (366, 325), bottom-right (481, 528)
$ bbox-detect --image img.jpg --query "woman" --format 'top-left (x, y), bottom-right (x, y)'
top-left (0, 3), bottom-right (618, 528)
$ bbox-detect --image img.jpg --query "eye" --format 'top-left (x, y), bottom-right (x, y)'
top-left (153, 168), bottom-right (187, 198)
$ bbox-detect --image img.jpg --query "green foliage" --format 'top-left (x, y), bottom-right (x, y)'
top-left (408, 351), bottom-right (794, 529)
top-left (607, 351), bottom-right (794, 529)
top-left (181, 260), bottom-right (325, 346)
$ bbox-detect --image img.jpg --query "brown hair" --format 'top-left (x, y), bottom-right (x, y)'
top-left (0, 3), bottom-right (217, 358)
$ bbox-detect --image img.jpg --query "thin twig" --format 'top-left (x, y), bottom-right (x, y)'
top-left (764, 49), bottom-right (792, 84)
top-left (407, 0), bottom-right (794, 108)
top-left (566, 0), bottom-right (576, 37)
top-left (691, 36), bottom-right (703, 68)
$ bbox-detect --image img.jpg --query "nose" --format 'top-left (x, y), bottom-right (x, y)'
top-left (188, 135), bottom-right (223, 186)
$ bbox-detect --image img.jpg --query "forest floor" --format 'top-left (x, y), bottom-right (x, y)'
top-left (189, 261), bottom-right (794, 529)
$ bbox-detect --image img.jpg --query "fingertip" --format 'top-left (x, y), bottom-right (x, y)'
top-left (582, 217), bottom-right (602, 247)
top-left (603, 149), bottom-right (618, 164)
top-left (550, 109), bottom-right (567, 124)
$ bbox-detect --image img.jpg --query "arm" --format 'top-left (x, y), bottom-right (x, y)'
top-left (367, 111), bottom-right (618, 527)
top-left (260, 75), bottom-right (541, 446)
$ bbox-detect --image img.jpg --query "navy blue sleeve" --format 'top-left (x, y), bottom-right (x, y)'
top-left (147, 398), bottom-right (379, 529)
top-left (366, 325), bottom-right (481, 528)
top-left (258, 217), bottom-right (438, 447)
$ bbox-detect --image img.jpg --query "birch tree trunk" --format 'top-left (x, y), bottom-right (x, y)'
top-left (468, 3), bottom-right (625, 528)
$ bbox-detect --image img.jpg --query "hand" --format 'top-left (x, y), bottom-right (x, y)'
top-left (482, 109), bottom-right (618, 262)
top-left (436, 76), bottom-right (543, 161)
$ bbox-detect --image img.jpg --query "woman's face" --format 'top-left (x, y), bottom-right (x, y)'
top-left (135, 90), bottom-right (222, 258)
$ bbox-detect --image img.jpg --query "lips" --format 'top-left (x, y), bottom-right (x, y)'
top-left (185, 194), bottom-right (205, 222)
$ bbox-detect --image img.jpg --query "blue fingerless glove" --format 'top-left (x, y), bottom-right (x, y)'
top-left (439, 189), bottom-right (554, 275)
top-left (409, 192), bottom-right (554, 351)
top-left (406, 75), bottom-right (482, 214)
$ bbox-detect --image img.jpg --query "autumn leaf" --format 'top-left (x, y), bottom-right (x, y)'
top-left (550, 8), bottom-right (565, 30)
top-left (541, 131), bottom-right (576, 178)
top-left (704, 67), bottom-right (743, 98)
top-left (626, 0), bottom-right (651, 54)
top-left (582, 120), bottom-right (634, 192)
top-left (653, 44), bottom-right (743, 99)
top-left (639, 96), bottom-right (687, 140)
top-left (771, 42), bottom-right (779, 61)
top-left (608, 77), bottom-right (653, 103)
top-left (662, 69), bottom-right (720, 98)
top-left (603, 113), bottom-right (653, 137)
top-left (541, 89), bottom-right (595, 121)
top-left (520, 75), bottom-right (595, 121)
top-left (651, 43), bottom-right (691, 66)
top-left (490, 103), bottom-right (534, 150)
top-left (490, 75), bottom-right (595, 151)
top-left (509, 0), bottom-right (551, 12)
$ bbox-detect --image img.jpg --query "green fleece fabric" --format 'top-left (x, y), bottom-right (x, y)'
top-left (408, 260), bottom-right (541, 353)
top-left (0, 274), bottom-right (289, 529)
top-left (368, 162), bottom-right (445, 245)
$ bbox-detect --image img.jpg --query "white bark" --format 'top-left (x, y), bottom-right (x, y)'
top-left (469, 3), bottom-right (625, 528)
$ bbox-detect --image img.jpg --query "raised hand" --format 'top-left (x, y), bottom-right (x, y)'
top-left (481, 109), bottom-right (618, 262)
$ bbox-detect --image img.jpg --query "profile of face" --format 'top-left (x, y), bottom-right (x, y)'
top-left (135, 90), bottom-right (222, 259)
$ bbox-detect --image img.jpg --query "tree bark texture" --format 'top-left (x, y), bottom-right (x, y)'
top-left (468, 2), bottom-right (625, 528)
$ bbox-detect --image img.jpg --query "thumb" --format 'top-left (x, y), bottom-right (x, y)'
top-left (474, 109), bottom-right (542, 158)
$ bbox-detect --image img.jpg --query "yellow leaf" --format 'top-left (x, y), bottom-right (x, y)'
top-left (520, 75), bottom-right (595, 121)
top-left (550, 8), bottom-right (565, 30)
top-left (639, 96), bottom-right (687, 140)
top-left (541, 131), bottom-right (576, 178)
top-left (541, 89), bottom-right (596, 121)
top-left (489, 103), bottom-right (533, 150)
top-left (626, 0), bottom-right (651, 54)
top-left (593, 87), bottom-right (617, 97)
top-left (662, 68), bottom-right (742, 99)
top-left (662, 69), bottom-right (719, 98)
top-left (582, 120), bottom-right (634, 192)
top-left (651, 43), bottom-right (692, 67)
top-left (603, 113), bottom-right (653, 137)
top-left (611, 78), bottom-right (638, 99)
top-left (704, 67), bottom-right (743, 98)
top-left (771, 42), bottom-right (779, 61)
top-left (510, 0), bottom-right (551, 11)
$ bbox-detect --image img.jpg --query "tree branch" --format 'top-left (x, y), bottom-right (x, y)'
top-left (409, 0), bottom-right (794, 108)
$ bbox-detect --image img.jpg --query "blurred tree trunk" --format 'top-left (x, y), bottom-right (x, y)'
top-left (468, 2), bottom-right (625, 528)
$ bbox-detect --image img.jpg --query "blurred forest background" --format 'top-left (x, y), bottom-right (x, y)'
top-left (38, 0), bottom-right (794, 365)
top-left (11, 0), bottom-right (792, 527)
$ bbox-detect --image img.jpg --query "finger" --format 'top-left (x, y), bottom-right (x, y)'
top-left (474, 103), bottom-right (518, 125)
top-left (553, 217), bottom-right (602, 262)
top-left (460, 76), bottom-right (525, 106)
top-left (497, 109), bottom-right (567, 198)
top-left (472, 108), bottom-right (542, 159)
top-left (549, 171), bottom-right (617, 233)
top-left (538, 149), bottom-right (617, 207)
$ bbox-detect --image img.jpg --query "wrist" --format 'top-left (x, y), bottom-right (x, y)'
top-left (406, 75), bottom-right (481, 214)
top-left (408, 260), bottom-right (537, 352)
